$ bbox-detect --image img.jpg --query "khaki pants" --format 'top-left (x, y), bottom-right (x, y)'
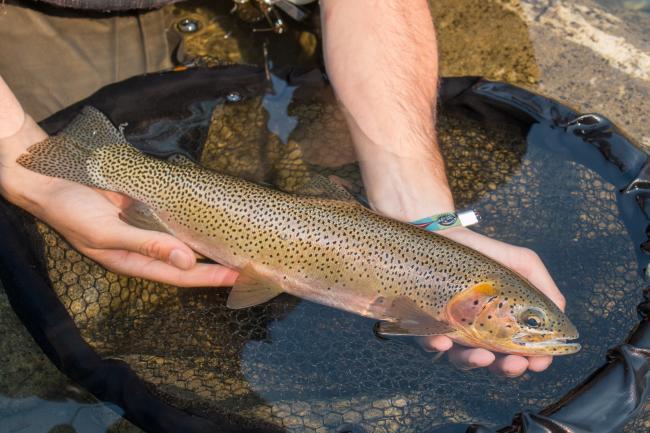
top-left (0, 1), bottom-right (177, 121)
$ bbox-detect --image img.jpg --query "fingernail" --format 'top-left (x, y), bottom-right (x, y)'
top-left (169, 249), bottom-right (192, 270)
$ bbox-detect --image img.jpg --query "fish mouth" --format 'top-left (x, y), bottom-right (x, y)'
top-left (512, 335), bottom-right (581, 353)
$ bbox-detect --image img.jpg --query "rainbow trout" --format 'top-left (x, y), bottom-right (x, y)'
top-left (18, 107), bottom-right (580, 356)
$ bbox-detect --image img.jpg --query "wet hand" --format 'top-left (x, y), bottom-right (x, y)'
top-left (0, 95), bottom-right (238, 288)
top-left (419, 227), bottom-right (566, 377)
top-left (30, 181), bottom-right (239, 288)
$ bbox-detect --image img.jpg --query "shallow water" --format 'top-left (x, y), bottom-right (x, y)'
top-left (2, 0), bottom-right (650, 432)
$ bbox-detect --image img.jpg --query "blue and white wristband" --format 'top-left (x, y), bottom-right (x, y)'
top-left (410, 209), bottom-right (480, 232)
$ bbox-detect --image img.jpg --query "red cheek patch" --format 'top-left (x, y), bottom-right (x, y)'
top-left (447, 282), bottom-right (497, 327)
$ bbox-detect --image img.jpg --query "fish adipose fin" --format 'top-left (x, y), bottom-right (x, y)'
top-left (374, 296), bottom-right (455, 336)
top-left (119, 200), bottom-right (174, 235)
top-left (227, 265), bottom-right (284, 309)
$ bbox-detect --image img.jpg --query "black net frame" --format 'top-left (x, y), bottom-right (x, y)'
top-left (0, 66), bottom-right (648, 433)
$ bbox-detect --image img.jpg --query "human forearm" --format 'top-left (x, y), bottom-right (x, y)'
top-left (0, 75), bottom-right (26, 140)
top-left (0, 75), bottom-right (238, 288)
top-left (0, 75), bottom-right (53, 210)
top-left (320, 4), bottom-right (566, 376)
top-left (320, 0), bottom-right (453, 220)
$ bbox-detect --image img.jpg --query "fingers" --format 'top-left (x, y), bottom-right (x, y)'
top-left (428, 342), bottom-right (551, 376)
top-left (92, 222), bottom-right (197, 271)
top-left (418, 335), bottom-right (453, 352)
top-left (527, 356), bottom-right (553, 372)
top-left (449, 349), bottom-right (549, 377)
top-left (488, 355), bottom-right (553, 377)
top-left (488, 355), bottom-right (529, 377)
top-left (448, 347), bottom-right (495, 369)
top-left (96, 249), bottom-right (239, 287)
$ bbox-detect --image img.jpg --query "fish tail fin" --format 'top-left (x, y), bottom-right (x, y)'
top-left (17, 106), bottom-right (128, 189)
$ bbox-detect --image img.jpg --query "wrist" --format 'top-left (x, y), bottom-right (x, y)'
top-left (339, 100), bottom-right (453, 221)
top-left (361, 155), bottom-right (455, 221)
top-left (0, 113), bottom-right (46, 161)
top-left (350, 128), bottom-right (454, 221)
top-left (436, 227), bottom-right (488, 253)
top-left (0, 113), bottom-right (53, 210)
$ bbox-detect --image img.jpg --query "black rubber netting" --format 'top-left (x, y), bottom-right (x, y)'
top-left (0, 66), bottom-right (649, 433)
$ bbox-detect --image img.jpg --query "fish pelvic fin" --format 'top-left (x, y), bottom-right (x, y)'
top-left (375, 320), bottom-right (454, 337)
top-left (119, 200), bottom-right (174, 235)
top-left (373, 296), bottom-right (455, 337)
top-left (227, 264), bottom-right (284, 309)
top-left (17, 106), bottom-right (130, 189)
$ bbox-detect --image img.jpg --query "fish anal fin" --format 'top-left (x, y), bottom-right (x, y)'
top-left (227, 265), bottom-right (284, 309)
top-left (373, 295), bottom-right (455, 336)
top-left (119, 200), bottom-right (173, 235)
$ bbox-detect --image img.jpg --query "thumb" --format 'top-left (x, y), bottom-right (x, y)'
top-left (100, 222), bottom-right (197, 270)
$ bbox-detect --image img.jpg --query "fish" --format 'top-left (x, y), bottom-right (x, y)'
top-left (17, 106), bottom-right (580, 357)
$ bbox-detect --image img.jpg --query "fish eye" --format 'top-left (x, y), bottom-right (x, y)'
top-left (520, 308), bottom-right (546, 329)
top-left (526, 316), bottom-right (540, 328)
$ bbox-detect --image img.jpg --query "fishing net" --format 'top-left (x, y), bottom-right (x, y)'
top-left (0, 67), bottom-right (648, 433)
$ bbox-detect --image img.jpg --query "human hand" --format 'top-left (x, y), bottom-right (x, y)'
top-left (0, 82), bottom-right (238, 287)
top-left (419, 227), bottom-right (566, 377)
top-left (348, 118), bottom-right (564, 376)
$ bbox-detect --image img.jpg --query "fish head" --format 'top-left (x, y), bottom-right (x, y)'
top-left (445, 274), bottom-right (580, 356)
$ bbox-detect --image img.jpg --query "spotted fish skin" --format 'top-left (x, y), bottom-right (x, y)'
top-left (18, 106), bottom-right (580, 356)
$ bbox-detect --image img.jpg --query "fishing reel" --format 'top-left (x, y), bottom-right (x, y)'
top-left (231, 0), bottom-right (317, 34)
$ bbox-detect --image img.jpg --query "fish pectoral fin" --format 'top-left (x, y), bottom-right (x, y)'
top-left (119, 200), bottom-right (174, 235)
top-left (227, 265), bottom-right (284, 309)
top-left (375, 319), bottom-right (454, 337)
top-left (374, 296), bottom-right (455, 336)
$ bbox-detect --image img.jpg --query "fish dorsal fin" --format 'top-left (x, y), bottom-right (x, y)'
top-left (167, 154), bottom-right (199, 167)
top-left (295, 174), bottom-right (360, 204)
top-left (374, 296), bottom-right (455, 336)
top-left (119, 200), bottom-right (174, 235)
top-left (227, 265), bottom-right (284, 309)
